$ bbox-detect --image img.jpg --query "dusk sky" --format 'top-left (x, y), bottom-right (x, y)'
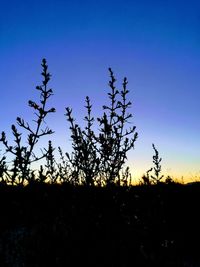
top-left (0, 0), bottom-right (200, 182)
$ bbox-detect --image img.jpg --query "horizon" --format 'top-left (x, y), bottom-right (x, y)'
top-left (0, 0), bottom-right (200, 183)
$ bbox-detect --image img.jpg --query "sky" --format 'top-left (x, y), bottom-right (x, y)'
top-left (0, 0), bottom-right (200, 182)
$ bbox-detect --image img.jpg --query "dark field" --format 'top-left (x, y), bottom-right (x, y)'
top-left (0, 182), bottom-right (199, 267)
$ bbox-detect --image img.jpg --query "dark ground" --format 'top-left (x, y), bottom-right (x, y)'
top-left (0, 182), bottom-right (199, 267)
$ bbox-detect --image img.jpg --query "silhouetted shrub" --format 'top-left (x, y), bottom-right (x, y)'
top-left (65, 68), bottom-right (138, 186)
top-left (0, 152), bottom-right (8, 184)
top-left (0, 59), bottom-right (55, 185)
top-left (141, 144), bottom-right (167, 185)
top-left (150, 144), bottom-right (164, 183)
top-left (65, 96), bottom-right (100, 186)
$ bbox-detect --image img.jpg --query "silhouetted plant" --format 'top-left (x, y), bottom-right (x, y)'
top-left (141, 145), bottom-right (174, 185)
top-left (150, 144), bottom-right (164, 183)
top-left (117, 166), bottom-right (132, 186)
top-left (141, 168), bottom-right (153, 185)
top-left (96, 68), bottom-right (138, 185)
top-left (44, 140), bottom-right (59, 183)
top-left (149, 144), bottom-right (164, 184)
top-left (56, 146), bottom-right (72, 183)
top-left (65, 68), bottom-right (138, 186)
top-left (37, 165), bottom-right (48, 183)
top-left (0, 152), bottom-right (8, 184)
top-left (65, 96), bottom-right (100, 185)
top-left (165, 175), bottom-right (174, 184)
top-left (0, 59), bottom-right (55, 185)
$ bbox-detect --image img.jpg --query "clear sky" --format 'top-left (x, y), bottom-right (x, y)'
top-left (0, 0), bottom-right (200, 182)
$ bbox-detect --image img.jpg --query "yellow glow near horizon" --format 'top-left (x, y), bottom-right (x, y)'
top-left (129, 167), bottom-right (200, 185)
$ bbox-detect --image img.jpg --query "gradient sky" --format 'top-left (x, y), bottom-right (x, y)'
top-left (0, 0), bottom-right (200, 182)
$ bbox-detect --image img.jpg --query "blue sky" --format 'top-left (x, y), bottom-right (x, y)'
top-left (0, 0), bottom-right (200, 182)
